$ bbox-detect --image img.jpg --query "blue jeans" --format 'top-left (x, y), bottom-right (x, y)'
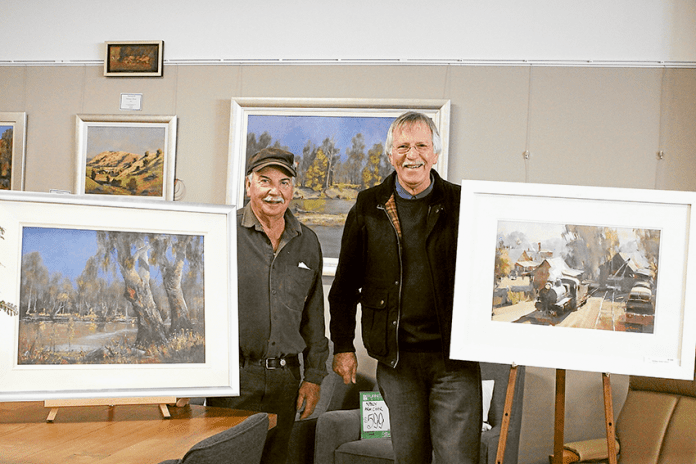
top-left (377, 352), bottom-right (482, 464)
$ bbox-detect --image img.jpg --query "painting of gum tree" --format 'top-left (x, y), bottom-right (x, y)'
top-left (18, 227), bottom-right (205, 365)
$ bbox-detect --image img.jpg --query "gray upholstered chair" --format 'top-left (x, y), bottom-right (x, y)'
top-left (158, 412), bottom-right (269, 464)
top-left (314, 362), bottom-right (526, 464)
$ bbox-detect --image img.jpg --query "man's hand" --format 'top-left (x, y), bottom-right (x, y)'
top-left (296, 381), bottom-right (321, 420)
top-left (332, 352), bottom-right (358, 384)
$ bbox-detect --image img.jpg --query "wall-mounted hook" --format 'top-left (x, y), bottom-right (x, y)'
top-left (656, 150), bottom-right (665, 161)
top-left (523, 150), bottom-right (530, 160)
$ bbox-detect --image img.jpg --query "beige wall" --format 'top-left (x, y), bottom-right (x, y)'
top-left (2, 63), bottom-right (695, 463)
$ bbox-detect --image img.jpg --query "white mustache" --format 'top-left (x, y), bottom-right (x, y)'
top-left (263, 195), bottom-right (285, 204)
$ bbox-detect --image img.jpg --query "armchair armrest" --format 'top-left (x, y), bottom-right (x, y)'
top-left (558, 438), bottom-right (620, 463)
top-left (314, 409), bottom-right (361, 464)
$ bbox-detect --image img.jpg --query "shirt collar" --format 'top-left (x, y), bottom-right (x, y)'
top-left (240, 202), bottom-right (301, 236)
top-left (395, 173), bottom-right (435, 200)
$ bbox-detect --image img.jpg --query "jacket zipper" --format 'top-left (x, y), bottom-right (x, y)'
top-left (378, 203), bottom-right (402, 368)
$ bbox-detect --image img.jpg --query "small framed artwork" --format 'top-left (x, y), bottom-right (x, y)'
top-left (0, 190), bottom-right (238, 401)
top-left (226, 97), bottom-right (451, 275)
top-left (75, 114), bottom-right (177, 200)
top-left (0, 112), bottom-right (27, 191)
top-left (450, 180), bottom-right (696, 380)
top-left (104, 41), bottom-right (164, 77)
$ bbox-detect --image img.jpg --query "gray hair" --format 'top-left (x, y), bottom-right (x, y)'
top-left (385, 111), bottom-right (442, 156)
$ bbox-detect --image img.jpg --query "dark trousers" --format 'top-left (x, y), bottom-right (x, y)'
top-left (377, 352), bottom-right (482, 464)
top-left (207, 362), bottom-right (301, 464)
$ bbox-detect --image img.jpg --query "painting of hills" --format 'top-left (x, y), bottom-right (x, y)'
top-left (86, 149), bottom-right (164, 196)
top-left (83, 124), bottom-right (167, 197)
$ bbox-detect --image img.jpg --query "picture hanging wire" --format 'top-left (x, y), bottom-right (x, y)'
top-left (655, 67), bottom-right (667, 190)
top-left (522, 66), bottom-right (534, 183)
top-left (174, 178), bottom-right (186, 201)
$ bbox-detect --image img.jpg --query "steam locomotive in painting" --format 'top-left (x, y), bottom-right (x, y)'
top-left (535, 277), bottom-right (579, 316)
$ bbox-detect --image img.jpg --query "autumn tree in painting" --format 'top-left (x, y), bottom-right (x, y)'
top-left (20, 251), bottom-right (49, 318)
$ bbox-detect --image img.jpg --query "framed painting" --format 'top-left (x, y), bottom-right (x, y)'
top-left (0, 191), bottom-right (238, 401)
top-left (104, 40), bottom-right (164, 77)
top-left (450, 180), bottom-right (696, 380)
top-left (226, 97), bottom-right (451, 275)
top-left (75, 114), bottom-right (177, 200)
top-left (0, 112), bottom-right (27, 191)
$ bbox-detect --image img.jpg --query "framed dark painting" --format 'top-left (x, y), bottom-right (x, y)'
top-left (104, 41), bottom-right (164, 77)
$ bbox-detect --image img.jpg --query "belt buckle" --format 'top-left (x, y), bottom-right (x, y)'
top-left (265, 357), bottom-right (286, 369)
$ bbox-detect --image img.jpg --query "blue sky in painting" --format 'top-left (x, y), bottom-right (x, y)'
top-left (85, 125), bottom-right (166, 160)
top-left (247, 115), bottom-right (395, 160)
top-left (21, 227), bottom-right (101, 282)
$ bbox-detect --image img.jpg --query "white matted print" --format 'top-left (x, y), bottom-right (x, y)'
top-left (450, 180), bottom-right (696, 380)
top-left (0, 191), bottom-right (238, 401)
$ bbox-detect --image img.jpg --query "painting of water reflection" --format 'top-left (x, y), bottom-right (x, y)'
top-left (18, 227), bottom-right (205, 365)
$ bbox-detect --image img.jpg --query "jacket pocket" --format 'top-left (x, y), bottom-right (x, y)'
top-left (359, 288), bottom-right (389, 356)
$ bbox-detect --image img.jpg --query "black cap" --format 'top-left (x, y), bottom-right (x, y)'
top-left (246, 147), bottom-right (297, 177)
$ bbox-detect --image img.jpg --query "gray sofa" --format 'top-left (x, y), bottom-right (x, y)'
top-left (313, 362), bottom-right (526, 464)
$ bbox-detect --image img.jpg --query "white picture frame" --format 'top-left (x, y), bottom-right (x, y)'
top-left (450, 180), bottom-right (696, 380)
top-left (0, 112), bottom-right (27, 191)
top-left (75, 114), bottom-right (177, 200)
top-left (0, 191), bottom-right (238, 401)
top-left (226, 97), bottom-right (451, 275)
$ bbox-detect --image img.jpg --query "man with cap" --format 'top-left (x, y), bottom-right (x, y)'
top-left (208, 147), bottom-right (328, 464)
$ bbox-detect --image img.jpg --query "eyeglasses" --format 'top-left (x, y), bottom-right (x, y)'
top-left (392, 143), bottom-right (432, 155)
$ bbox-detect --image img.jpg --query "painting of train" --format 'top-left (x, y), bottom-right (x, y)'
top-left (492, 220), bottom-right (659, 333)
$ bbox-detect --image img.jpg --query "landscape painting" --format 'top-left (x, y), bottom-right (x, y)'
top-left (245, 114), bottom-right (395, 259)
top-left (226, 98), bottom-right (451, 273)
top-left (0, 124), bottom-right (13, 190)
top-left (0, 112), bottom-right (27, 191)
top-left (18, 226), bottom-right (205, 365)
top-left (75, 115), bottom-right (177, 200)
top-left (493, 221), bottom-right (660, 333)
top-left (104, 41), bottom-right (163, 77)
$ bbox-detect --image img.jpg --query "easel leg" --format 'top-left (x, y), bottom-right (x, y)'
top-left (159, 403), bottom-right (171, 418)
top-left (46, 408), bottom-right (59, 422)
top-left (602, 373), bottom-right (618, 464)
top-left (552, 369), bottom-right (566, 464)
top-left (495, 364), bottom-right (518, 464)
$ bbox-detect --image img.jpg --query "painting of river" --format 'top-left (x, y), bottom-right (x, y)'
top-left (18, 226), bottom-right (205, 365)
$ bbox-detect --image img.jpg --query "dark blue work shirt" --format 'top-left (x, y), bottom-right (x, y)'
top-left (237, 203), bottom-right (328, 385)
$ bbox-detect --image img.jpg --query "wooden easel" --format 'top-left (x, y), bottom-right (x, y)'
top-left (494, 364), bottom-right (519, 464)
top-left (550, 370), bottom-right (618, 464)
top-left (43, 396), bottom-right (189, 422)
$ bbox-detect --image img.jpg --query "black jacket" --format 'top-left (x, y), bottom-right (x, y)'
top-left (329, 171), bottom-right (461, 368)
